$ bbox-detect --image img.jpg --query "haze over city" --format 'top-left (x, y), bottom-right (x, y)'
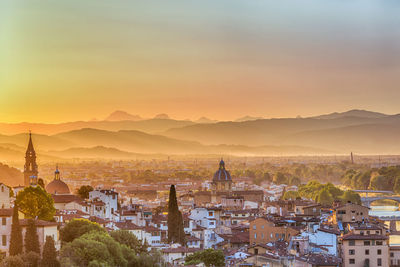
top-left (1, 1), bottom-right (400, 267)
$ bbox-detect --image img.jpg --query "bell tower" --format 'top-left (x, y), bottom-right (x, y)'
top-left (24, 132), bottom-right (38, 187)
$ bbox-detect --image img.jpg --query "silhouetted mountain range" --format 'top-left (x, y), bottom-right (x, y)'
top-left (105, 110), bottom-right (142, 121)
top-left (1, 109), bottom-right (400, 156)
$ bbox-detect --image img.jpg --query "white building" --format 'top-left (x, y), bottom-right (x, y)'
top-left (89, 189), bottom-right (118, 220)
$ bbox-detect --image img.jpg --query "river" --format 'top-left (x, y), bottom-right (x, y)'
top-left (370, 205), bottom-right (400, 245)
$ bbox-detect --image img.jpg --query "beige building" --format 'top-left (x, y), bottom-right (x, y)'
top-left (0, 209), bottom-right (58, 256)
top-left (341, 232), bottom-right (388, 267)
top-left (0, 184), bottom-right (10, 209)
top-left (390, 246), bottom-right (400, 267)
top-left (334, 203), bottom-right (369, 224)
top-left (249, 217), bottom-right (299, 245)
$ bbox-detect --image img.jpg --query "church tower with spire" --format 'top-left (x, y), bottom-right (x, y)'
top-left (24, 132), bottom-right (38, 187)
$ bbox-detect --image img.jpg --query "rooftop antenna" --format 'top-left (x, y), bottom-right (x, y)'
top-left (351, 152), bottom-right (354, 164)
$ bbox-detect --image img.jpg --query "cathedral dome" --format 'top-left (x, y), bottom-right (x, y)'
top-left (213, 159), bottom-right (231, 181)
top-left (46, 179), bottom-right (70, 195)
top-left (45, 166), bottom-right (70, 195)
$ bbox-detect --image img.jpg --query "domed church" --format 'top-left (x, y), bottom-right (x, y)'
top-left (46, 166), bottom-right (71, 195)
top-left (212, 159), bottom-right (232, 192)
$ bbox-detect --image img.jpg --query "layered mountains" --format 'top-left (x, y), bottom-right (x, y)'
top-left (0, 109), bottom-right (399, 159)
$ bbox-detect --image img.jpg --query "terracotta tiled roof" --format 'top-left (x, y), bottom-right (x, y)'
top-left (52, 194), bottom-right (82, 204)
top-left (115, 221), bottom-right (143, 230)
top-left (162, 247), bottom-right (200, 253)
top-left (342, 233), bottom-right (388, 240)
top-left (0, 208), bottom-right (13, 216)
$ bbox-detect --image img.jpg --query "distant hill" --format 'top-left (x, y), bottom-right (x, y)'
top-left (0, 129), bottom-right (332, 158)
top-left (105, 111), bottom-right (142, 121)
top-left (0, 162), bottom-right (23, 187)
top-left (196, 117), bottom-right (218, 124)
top-left (154, 113), bottom-right (170, 120)
top-left (235, 116), bottom-right (264, 122)
top-left (312, 109), bottom-right (389, 120)
top-left (47, 146), bottom-right (140, 159)
top-left (0, 118), bottom-right (196, 135)
top-left (2, 109), bottom-right (400, 156)
top-left (164, 114), bottom-right (400, 154)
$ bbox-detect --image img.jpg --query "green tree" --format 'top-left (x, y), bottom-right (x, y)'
top-left (316, 188), bottom-right (333, 205)
top-left (167, 185), bottom-right (185, 245)
top-left (41, 236), bottom-right (60, 267)
top-left (60, 231), bottom-right (137, 267)
top-left (282, 191), bottom-right (300, 200)
top-left (76, 185), bottom-right (94, 199)
top-left (185, 249), bottom-right (225, 267)
top-left (24, 219), bottom-right (40, 254)
top-left (273, 172), bottom-right (288, 185)
top-left (341, 190), bottom-right (361, 204)
top-left (369, 175), bottom-right (392, 191)
top-left (37, 179), bottom-right (45, 189)
top-left (110, 230), bottom-right (147, 254)
top-left (9, 204), bottom-right (23, 256)
top-left (0, 255), bottom-right (24, 267)
top-left (289, 176), bottom-right (301, 186)
top-left (60, 218), bottom-right (105, 243)
top-left (22, 252), bottom-right (40, 267)
top-left (393, 177), bottom-right (400, 194)
top-left (16, 186), bottom-right (55, 221)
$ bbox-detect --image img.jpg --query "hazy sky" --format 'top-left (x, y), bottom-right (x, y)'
top-left (1, 0), bottom-right (400, 123)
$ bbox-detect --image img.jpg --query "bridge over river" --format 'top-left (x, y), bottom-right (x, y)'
top-left (353, 190), bottom-right (400, 208)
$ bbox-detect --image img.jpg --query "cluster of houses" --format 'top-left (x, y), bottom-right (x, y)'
top-left (1, 135), bottom-right (400, 267)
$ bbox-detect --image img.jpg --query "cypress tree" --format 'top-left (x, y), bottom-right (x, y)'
top-left (41, 236), bottom-right (60, 267)
top-left (167, 185), bottom-right (185, 245)
top-left (9, 204), bottom-right (23, 255)
top-left (24, 219), bottom-right (40, 254)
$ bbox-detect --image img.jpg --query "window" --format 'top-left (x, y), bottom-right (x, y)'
top-left (253, 225), bottom-right (256, 230)
top-left (254, 233), bottom-right (257, 239)
top-left (365, 249), bottom-right (369, 255)
top-left (360, 231), bottom-right (364, 235)
top-left (377, 241), bottom-right (383, 245)
top-left (208, 212), bottom-right (213, 217)
top-left (376, 230), bottom-right (380, 234)
top-left (275, 233), bottom-right (279, 239)
top-left (1, 218), bottom-right (6, 226)
top-left (391, 252), bottom-right (394, 257)
top-left (349, 240), bottom-right (355, 246)
top-left (378, 258), bottom-right (382, 266)
top-left (254, 248), bottom-right (258, 255)
top-left (2, 235), bottom-right (6, 246)
top-left (364, 241), bottom-right (370, 246)
top-left (378, 249), bottom-right (382, 255)
top-left (349, 259), bottom-right (355, 264)
top-left (261, 233), bottom-right (264, 239)
top-left (349, 249), bottom-right (355, 255)
top-left (261, 225), bottom-right (264, 229)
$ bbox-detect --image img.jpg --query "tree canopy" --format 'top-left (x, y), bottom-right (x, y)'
top-left (110, 230), bottom-right (147, 254)
top-left (60, 218), bottom-right (105, 243)
top-left (185, 249), bottom-right (225, 267)
top-left (15, 186), bottom-right (55, 221)
top-left (76, 185), bottom-right (94, 199)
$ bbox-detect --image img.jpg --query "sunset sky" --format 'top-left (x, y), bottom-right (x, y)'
top-left (1, 0), bottom-right (400, 123)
